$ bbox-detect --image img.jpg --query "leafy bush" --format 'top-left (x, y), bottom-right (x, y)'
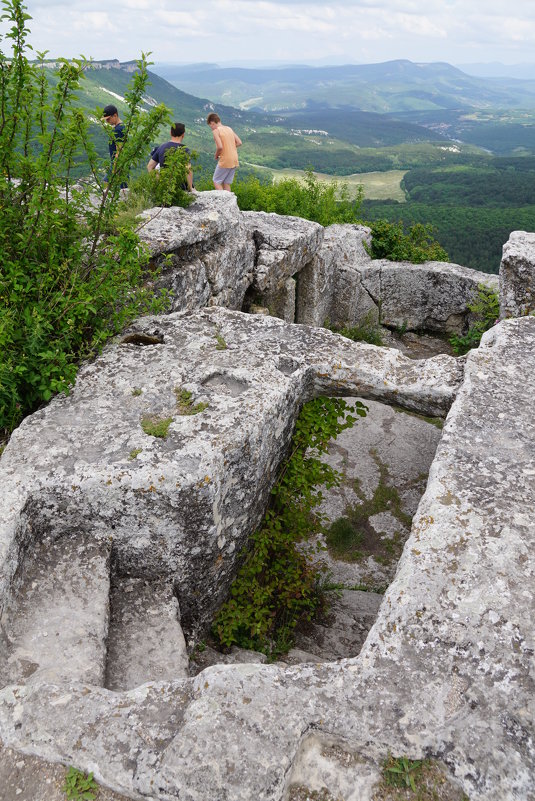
top-left (0, 0), bottom-right (171, 437)
top-left (233, 167), bottom-right (363, 227)
top-left (116, 146), bottom-right (195, 229)
top-left (213, 396), bottom-right (367, 656)
top-left (367, 219), bottom-right (448, 263)
top-left (450, 284), bottom-right (499, 355)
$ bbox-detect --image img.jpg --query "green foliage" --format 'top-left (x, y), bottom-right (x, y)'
top-left (131, 387), bottom-right (142, 396)
top-left (367, 220), bottom-right (448, 263)
top-left (175, 388), bottom-right (208, 415)
top-left (63, 766), bottom-right (98, 801)
top-left (383, 757), bottom-right (423, 793)
top-left (118, 146), bottom-right (195, 225)
top-left (129, 447), bottom-right (142, 459)
top-left (0, 0), bottom-right (171, 437)
top-left (213, 396), bottom-right (367, 656)
top-left (233, 168), bottom-right (363, 227)
top-left (214, 328), bottom-right (227, 350)
top-left (450, 284), bottom-right (499, 355)
top-left (326, 313), bottom-right (383, 346)
top-left (140, 415), bottom-right (173, 438)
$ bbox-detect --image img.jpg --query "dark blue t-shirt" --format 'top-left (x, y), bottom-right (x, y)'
top-left (151, 141), bottom-right (189, 167)
top-left (109, 122), bottom-right (126, 161)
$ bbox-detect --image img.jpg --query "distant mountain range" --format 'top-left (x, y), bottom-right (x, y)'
top-left (152, 59), bottom-right (535, 114)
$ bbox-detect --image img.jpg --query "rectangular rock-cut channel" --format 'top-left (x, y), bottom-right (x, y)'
top-left (105, 577), bottom-right (189, 691)
top-left (0, 534), bottom-right (111, 688)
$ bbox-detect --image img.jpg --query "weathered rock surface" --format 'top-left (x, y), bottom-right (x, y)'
top-left (1, 316), bottom-right (534, 801)
top-left (360, 259), bottom-right (499, 333)
top-left (312, 396), bottom-right (443, 590)
top-left (136, 195), bottom-right (497, 336)
top-left (288, 590), bottom-right (384, 663)
top-left (499, 229), bottom-right (535, 318)
top-left (0, 308), bottom-right (462, 653)
top-left (242, 211), bottom-right (324, 320)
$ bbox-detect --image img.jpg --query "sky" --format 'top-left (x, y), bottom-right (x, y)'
top-left (3, 0), bottom-right (535, 68)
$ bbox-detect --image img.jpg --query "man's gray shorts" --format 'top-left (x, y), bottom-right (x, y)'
top-left (213, 165), bottom-right (237, 185)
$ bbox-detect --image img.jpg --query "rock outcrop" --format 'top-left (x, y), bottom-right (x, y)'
top-left (138, 193), bottom-right (497, 334)
top-left (499, 229), bottom-right (535, 318)
top-left (0, 315), bottom-right (534, 801)
top-left (1, 197), bottom-right (535, 801)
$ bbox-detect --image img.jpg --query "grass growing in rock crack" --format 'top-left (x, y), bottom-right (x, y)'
top-left (325, 312), bottom-right (384, 346)
top-left (140, 416), bottom-right (173, 438)
top-left (373, 756), bottom-right (469, 801)
top-left (175, 388), bottom-right (209, 415)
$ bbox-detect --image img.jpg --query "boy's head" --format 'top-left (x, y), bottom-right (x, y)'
top-left (171, 122), bottom-right (186, 138)
top-left (102, 104), bottom-right (119, 125)
top-left (206, 112), bottom-right (221, 128)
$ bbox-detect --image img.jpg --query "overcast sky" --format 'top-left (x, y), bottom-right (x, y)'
top-left (4, 0), bottom-right (535, 67)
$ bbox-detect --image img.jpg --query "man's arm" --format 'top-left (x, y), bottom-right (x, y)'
top-left (147, 158), bottom-right (157, 172)
top-left (212, 128), bottom-right (223, 159)
top-left (234, 131), bottom-right (242, 148)
top-left (187, 166), bottom-right (194, 190)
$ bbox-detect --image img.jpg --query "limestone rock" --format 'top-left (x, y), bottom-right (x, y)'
top-left (242, 211), bottom-right (324, 319)
top-left (296, 224), bottom-right (376, 328)
top-left (140, 192), bottom-right (255, 313)
top-left (499, 229), bottom-right (535, 317)
top-left (360, 259), bottom-right (499, 333)
top-left (0, 318), bottom-right (534, 801)
top-left (0, 309), bottom-right (461, 652)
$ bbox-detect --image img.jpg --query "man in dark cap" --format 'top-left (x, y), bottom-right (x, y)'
top-left (102, 103), bottom-right (127, 186)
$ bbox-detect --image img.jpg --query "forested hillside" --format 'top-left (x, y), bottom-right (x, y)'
top-left (362, 159), bottom-right (535, 273)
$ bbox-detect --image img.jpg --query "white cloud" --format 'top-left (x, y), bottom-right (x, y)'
top-left (1, 0), bottom-right (533, 65)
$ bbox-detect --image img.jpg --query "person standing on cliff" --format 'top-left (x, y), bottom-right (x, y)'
top-left (206, 112), bottom-right (242, 191)
top-left (102, 103), bottom-right (127, 188)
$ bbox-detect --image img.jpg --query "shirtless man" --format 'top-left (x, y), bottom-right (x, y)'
top-left (206, 113), bottom-right (242, 191)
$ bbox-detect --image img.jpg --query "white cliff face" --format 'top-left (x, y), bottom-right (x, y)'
top-left (1, 195), bottom-right (535, 801)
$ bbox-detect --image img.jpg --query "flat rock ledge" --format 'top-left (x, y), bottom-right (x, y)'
top-left (0, 312), bottom-right (534, 800)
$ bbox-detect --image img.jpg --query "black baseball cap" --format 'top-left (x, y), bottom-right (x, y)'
top-left (102, 104), bottom-right (118, 117)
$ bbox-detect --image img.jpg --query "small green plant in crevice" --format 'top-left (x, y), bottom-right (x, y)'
top-left (326, 449), bottom-right (411, 565)
top-left (175, 388), bottom-right (209, 415)
top-left (384, 757), bottom-right (423, 792)
top-left (450, 284), bottom-right (499, 355)
top-left (140, 415), bottom-right (173, 438)
top-left (374, 756), bottom-right (469, 801)
top-left (132, 387), bottom-right (143, 397)
top-left (129, 447), bottom-right (142, 460)
top-left (212, 396), bottom-right (367, 657)
top-left (366, 220), bottom-right (448, 263)
top-left (63, 766), bottom-right (98, 801)
top-left (215, 328), bottom-right (228, 350)
top-left (325, 312), bottom-right (383, 346)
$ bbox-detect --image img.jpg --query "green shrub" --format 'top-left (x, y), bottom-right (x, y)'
top-left (0, 0), bottom-right (171, 437)
top-left (116, 146), bottom-right (196, 229)
top-left (450, 284), bottom-right (499, 355)
top-left (233, 167), bottom-right (363, 226)
top-left (367, 219), bottom-right (448, 263)
top-left (212, 396), bottom-right (367, 657)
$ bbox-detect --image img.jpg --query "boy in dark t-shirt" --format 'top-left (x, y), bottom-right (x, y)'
top-left (102, 103), bottom-right (127, 188)
top-left (147, 122), bottom-right (193, 190)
